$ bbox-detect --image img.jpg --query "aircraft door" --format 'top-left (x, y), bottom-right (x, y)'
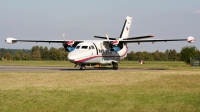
top-left (90, 45), bottom-right (96, 56)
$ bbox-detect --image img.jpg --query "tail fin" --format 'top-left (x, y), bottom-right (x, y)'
top-left (119, 16), bottom-right (132, 40)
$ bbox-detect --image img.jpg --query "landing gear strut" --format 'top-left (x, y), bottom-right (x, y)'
top-left (80, 64), bottom-right (86, 70)
top-left (112, 62), bottom-right (118, 70)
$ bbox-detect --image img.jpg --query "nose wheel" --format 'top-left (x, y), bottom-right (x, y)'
top-left (112, 62), bottom-right (118, 70)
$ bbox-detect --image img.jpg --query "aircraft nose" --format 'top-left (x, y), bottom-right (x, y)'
top-left (67, 52), bottom-right (76, 62)
top-left (67, 50), bottom-right (89, 63)
top-left (68, 51), bottom-right (82, 63)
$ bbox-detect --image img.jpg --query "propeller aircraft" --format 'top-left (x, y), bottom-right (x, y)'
top-left (5, 16), bottom-right (195, 70)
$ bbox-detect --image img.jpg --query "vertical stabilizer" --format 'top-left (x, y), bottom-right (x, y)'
top-left (119, 16), bottom-right (132, 40)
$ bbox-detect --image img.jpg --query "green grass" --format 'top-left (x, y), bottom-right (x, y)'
top-left (0, 68), bottom-right (200, 111)
top-left (0, 60), bottom-right (71, 67)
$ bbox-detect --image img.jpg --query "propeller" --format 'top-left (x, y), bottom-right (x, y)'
top-left (106, 34), bottom-right (113, 48)
top-left (105, 34), bottom-right (110, 43)
top-left (62, 33), bottom-right (67, 45)
top-left (105, 34), bottom-right (121, 52)
top-left (62, 33), bottom-right (75, 52)
top-left (62, 34), bottom-right (67, 51)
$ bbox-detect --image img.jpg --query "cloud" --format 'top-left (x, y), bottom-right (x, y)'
top-left (193, 9), bottom-right (200, 14)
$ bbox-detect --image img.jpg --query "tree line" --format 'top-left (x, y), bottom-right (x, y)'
top-left (1, 46), bottom-right (68, 61)
top-left (124, 46), bottom-right (200, 64)
top-left (0, 46), bottom-right (199, 64)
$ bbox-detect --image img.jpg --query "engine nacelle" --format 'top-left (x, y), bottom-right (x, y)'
top-left (109, 40), bottom-right (121, 52)
top-left (67, 46), bottom-right (75, 52)
top-left (63, 40), bottom-right (75, 52)
top-left (5, 38), bottom-right (17, 44)
top-left (63, 43), bottom-right (75, 52)
top-left (187, 36), bottom-right (195, 43)
top-left (112, 40), bottom-right (119, 45)
top-left (67, 40), bottom-right (74, 46)
top-left (111, 46), bottom-right (120, 52)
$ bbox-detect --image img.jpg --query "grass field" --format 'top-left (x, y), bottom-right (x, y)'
top-left (0, 61), bottom-right (200, 111)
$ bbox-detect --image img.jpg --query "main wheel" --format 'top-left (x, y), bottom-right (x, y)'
top-left (80, 66), bottom-right (84, 70)
top-left (112, 62), bottom-right (118, 70)
top-left (80, 64), bottom-right (86, 70)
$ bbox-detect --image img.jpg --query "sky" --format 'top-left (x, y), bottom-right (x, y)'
top-left (0, 0), bottom-right (200, 52)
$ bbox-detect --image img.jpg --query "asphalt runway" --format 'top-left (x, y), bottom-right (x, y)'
top-left (0, 66), bottom-right (168, 72)
top-left (0, 66), bottom-right (116, 72)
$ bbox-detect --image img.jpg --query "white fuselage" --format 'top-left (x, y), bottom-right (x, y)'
top-left (67, 41), bottom-right (128, 65)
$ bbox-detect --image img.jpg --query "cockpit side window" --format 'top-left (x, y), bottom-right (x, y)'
top-left (76, 46), bottom-right (80, 49)
top-left (91, 46), bottom-right (95, 49)
top-left (81, 46), bottom-right (88, 49)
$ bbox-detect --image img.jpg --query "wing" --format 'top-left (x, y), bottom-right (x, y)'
top-left (102, 36), bottom-right (195, 44)
top-left (94, 36), bottom-right (116, 40)
top-left (5, 38), bottom-right (83, 44)
top-left (123, 35), bottom-right (154, 40)
top-left (119, 39), bottom-right (187, 43)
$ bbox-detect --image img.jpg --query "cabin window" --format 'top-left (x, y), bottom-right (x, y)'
top-left (89, 46), bottom-right (91, 49)
top-left (76, 46), bottom-right (80, 49)
top-left (81, 46), bottom-right (88, 49)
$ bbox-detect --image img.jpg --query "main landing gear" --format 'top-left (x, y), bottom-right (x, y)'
top-left (112, 62), bottom-right (118, 70)
top-left (75, 63), bottom-right (118, 70)
top-left (80, 64), bottom-right (86, 70)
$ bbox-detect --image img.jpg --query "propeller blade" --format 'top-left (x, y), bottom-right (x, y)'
top-left (63, 34), bottom-right (66, 42)
top-left (106, 34), bottom-right (110, 43)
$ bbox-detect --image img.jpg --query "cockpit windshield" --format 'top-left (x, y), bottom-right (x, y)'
top-left (75, 43), bottom-right (93, 50)
top-left (81, 46), bottom-right (88, 49)
top-left (76, 46), bottom-right (80, 49)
